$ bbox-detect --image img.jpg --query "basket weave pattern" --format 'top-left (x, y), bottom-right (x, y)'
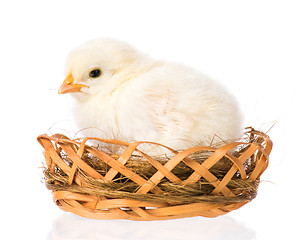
top-left (37, 129), bottom-right (272, 220)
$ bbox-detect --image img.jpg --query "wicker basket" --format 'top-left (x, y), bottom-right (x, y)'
top-left (37, 128), bottom-right (272, 221)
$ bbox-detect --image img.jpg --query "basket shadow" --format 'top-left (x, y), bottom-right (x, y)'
top-left (46, 213), bottom-right (255, 240)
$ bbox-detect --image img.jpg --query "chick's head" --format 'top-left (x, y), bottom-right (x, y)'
top-left (59, 38), bottom-right (142, 99)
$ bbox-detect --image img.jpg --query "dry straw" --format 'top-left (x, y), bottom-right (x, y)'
top-left (37, 127), bottom-right (272, 220)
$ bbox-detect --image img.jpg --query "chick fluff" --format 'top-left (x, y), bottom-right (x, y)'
top-left (59, 38), bottom-right (243, 155)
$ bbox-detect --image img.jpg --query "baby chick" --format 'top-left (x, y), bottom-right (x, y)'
top-left (59, 38), bottom-right (243, 155)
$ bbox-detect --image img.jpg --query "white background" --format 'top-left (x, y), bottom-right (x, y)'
top-left (1, 1), bottom-right (307, 239)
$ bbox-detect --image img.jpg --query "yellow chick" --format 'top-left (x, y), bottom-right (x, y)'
top-left (59, 38), bottom-right (243, 155)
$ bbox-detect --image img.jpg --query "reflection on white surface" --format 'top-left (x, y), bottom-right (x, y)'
top-left (47, 213), bottom-right (255, 240)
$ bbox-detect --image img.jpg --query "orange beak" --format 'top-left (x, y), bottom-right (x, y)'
top-left (58, 74), bottom-right (89, 94)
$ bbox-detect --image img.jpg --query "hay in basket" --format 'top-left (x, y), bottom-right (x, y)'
top-left (37, 127), bottom-right (272, 221)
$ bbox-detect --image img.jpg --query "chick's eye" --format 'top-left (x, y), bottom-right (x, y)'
top-left (89, 69), bottom-right (102, 78)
